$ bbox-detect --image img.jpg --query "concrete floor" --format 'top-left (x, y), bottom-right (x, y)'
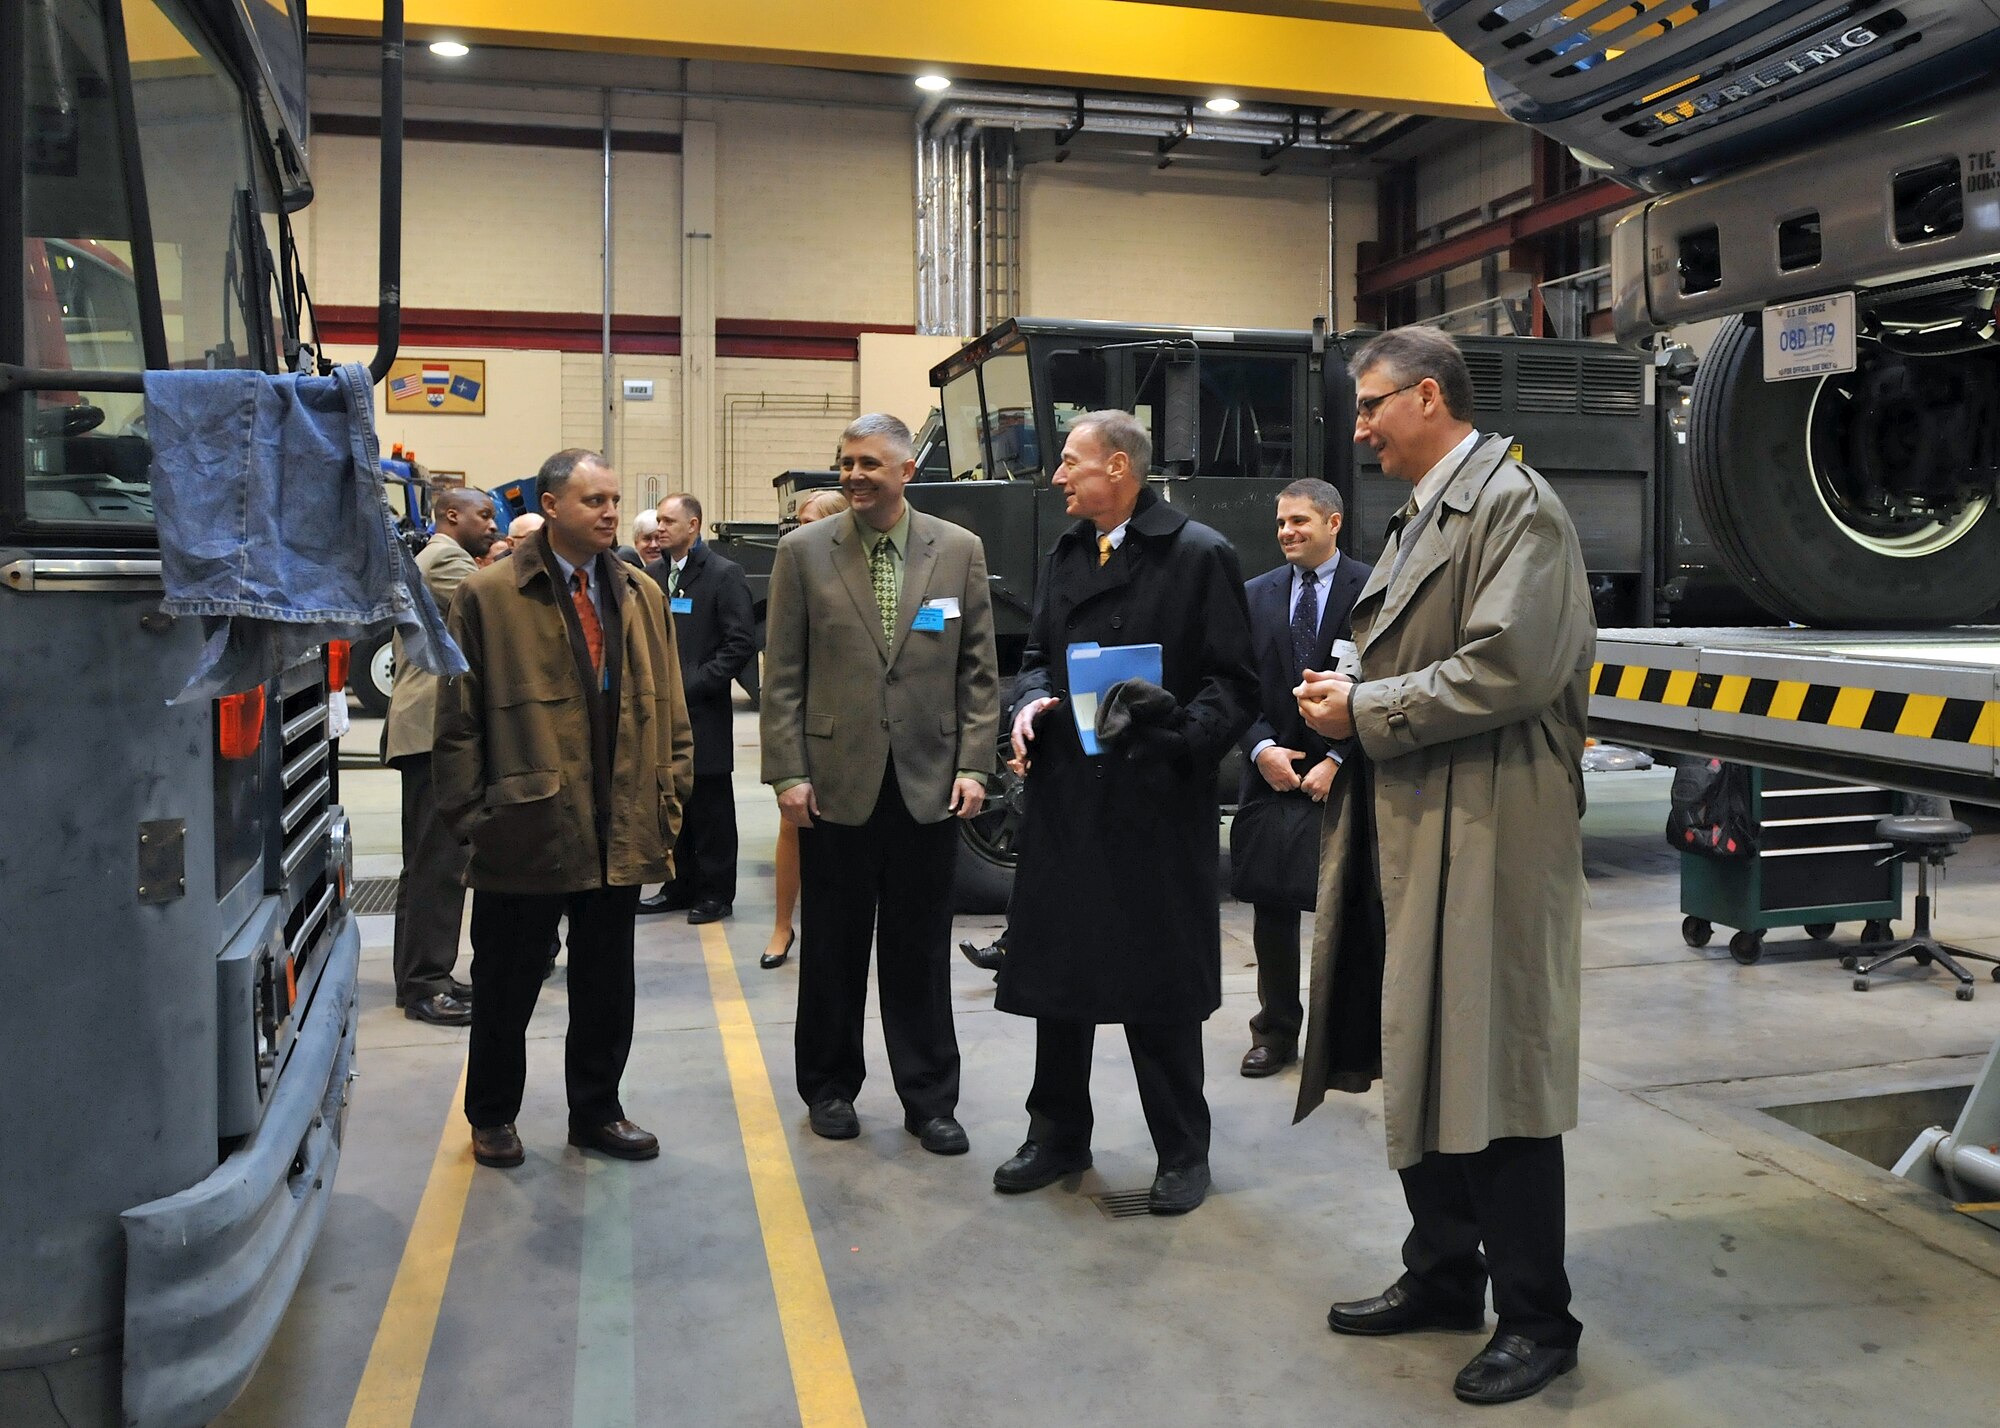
top-left (223, 705), bottom-right (2000, 1428)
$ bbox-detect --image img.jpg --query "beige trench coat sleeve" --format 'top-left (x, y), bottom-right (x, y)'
top-left (430, 582), bottom-right (488, 845)
top-left (1351, 483), bottom-right (1590, 779)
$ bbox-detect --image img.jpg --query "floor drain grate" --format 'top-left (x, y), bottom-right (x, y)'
top-left (1090, 1189), bottom-right (1153, 1220)
top-left (348, 876), bottom-right (399, 916)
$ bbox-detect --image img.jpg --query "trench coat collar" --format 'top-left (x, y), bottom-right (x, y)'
top-left (1356, 433), bottom-right (1514, 656)
top-left (518, 526), bottom-right (639, 619)
top-left (1056, 485), bottom-right (1184, 598)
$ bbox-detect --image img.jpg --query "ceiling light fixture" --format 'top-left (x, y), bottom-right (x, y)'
top-left (1204, 96), bottom-right (1240, 113)
top-left (915, 74), bottom-right (952, 92)
top-left (429, 40), bottom-right (470, 58)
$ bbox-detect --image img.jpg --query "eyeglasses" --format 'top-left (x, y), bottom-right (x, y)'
top-left (1354, 380), bottom-right (1423, 421)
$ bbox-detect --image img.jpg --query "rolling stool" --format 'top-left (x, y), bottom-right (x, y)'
top-left (1844, 815), bottom-right (1999, 1001)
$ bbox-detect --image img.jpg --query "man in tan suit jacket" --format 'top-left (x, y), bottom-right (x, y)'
top-left (386, 486), bottom-right (496, 1025)
top-left (761, 412), bottom-right (1000, 1154)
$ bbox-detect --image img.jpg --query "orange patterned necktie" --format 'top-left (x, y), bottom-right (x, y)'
top-left (1097, 533), bottom-right (1113, 567)
top-left (571, 567), bottom-right (604, 675)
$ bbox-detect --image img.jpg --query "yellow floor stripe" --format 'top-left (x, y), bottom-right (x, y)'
top-left (699, 923), bottom-right (869, 1428)
top-left (345, 1058), bottom-right (475, 1428)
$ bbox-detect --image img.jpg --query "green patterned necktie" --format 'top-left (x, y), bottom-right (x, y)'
top-left (869, 535), bottom-right (897, 646)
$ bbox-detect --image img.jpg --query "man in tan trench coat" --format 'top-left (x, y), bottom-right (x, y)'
top-left (1296, 326), bottom-right (1595, 1406)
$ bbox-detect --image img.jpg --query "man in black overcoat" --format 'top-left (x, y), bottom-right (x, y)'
top-left (994, 409), bottom-right (1257, 1215)
top-left (1234, 479), bottom-right (1371, 1077)
top-left (639, 493), bottom-right (757, 922)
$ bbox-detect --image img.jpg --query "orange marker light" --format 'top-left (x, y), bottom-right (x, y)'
top-left (217, 686), bottom-right (266, 760)
top-left (326, 639), bottom-right (351, 692)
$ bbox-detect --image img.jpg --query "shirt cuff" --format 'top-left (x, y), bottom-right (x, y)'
top-left (1323, 750), bottom-right (1343, 764)
top-left (955, 770), bottom-right (988, 788)
top-left (772, 777), bottom-right (809, 795)
top-left (1250, 739), bottom-right (1276, 762)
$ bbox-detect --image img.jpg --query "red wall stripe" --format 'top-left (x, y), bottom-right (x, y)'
top-left (312, 306), bottom-right (915, 361)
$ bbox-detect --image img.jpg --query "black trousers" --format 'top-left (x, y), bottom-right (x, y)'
top-left (391, 753), bottom-right (469, 1005)
top-left (464, 883), bottom-right (640, 1130)
top-left (1027, 1018), bottom-right (1210, 1172)
top-left (795, 764), bottom-right (960, 1121)
top-left (1248, 903), bottom-right (1304, 1052)
top-left (665, 772), bottom-right (738, 906)
top-left (1397, 1135), bottom-right (1582, 1349)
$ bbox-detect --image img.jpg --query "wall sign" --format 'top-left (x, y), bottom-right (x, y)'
top-left (386, 357), bottom-right (486, 414)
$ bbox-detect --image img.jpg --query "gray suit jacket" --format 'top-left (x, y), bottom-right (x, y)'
top-left (385, 534), bottom-right (477, 760)
top-left (759, 508), bottom-right (1000, 825)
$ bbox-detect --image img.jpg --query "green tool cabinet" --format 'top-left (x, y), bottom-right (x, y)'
top-left (1679, 768), bottom-right (1903, 965)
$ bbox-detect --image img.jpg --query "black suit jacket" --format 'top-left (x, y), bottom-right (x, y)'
top-left (647, 542), bottom-right (756, 775)
top-left (1237, 552), bottom-right (1372, 805)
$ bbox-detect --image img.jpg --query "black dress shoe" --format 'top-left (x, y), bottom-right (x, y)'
top-left (688, 899), bottom-right (732, 925)
top-left (1239, 1045), bottom-right (1295, 1078)
top-left (568, 1119), bottom-right (661, 1161)
top-left (992, 1140), bottom-right (1091, 1193)
top-left (808, 1097), bottom-right (860, 1139)
top-left (447, 978), bottom-right (474, 1002)
top-left (761, 931), bottom-right (795, 969)
top-left (471, 1123), bottom-right (524, 1168)
top-left (1327, 1283), bottom-right (1485, 1337)
top-left (1148, 1162), bottom-right (1211, 1215)
top-left (404, 992), bottom-right (473, 1027)
top-left (958, 938), bottom-right (1006, 972)
top-left (637, 888), bottom-right (692, 914)
top-left (1453, 1334), bottom-right (1578, 1404)
top-left (906, 1115), bottom-right (969, 1155)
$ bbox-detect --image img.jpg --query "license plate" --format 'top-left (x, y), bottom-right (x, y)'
top-left (1762, 292), bottom-right (1857, 381)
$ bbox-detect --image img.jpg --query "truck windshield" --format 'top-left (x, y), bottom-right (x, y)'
top-left (19, 0), bottom-right (268, 531)
top-left (940, 366), bottom-right (986, 480)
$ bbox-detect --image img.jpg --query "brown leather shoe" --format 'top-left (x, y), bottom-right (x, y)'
top-left (471, 1123), bottom-right (524, 1168)
top-left (568, 1119), bottom-right (660, 1160)
top-left (1240, 1045), bottom-right (1296, 1078)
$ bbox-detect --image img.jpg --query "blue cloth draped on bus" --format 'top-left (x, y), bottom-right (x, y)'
top-left (144, 361), bottom-right (464, 701)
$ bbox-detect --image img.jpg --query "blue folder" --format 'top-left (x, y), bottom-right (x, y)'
top-left (1065, 642), bottom-right (1164, 755)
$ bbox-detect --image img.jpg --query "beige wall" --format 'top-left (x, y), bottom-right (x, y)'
top-left (1020, 162), bottom-right (1335, 331)
top-left (304, 94), bottom-right (1369, 524)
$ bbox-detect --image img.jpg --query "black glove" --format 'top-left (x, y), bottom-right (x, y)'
top-left (1096, 679), bottom-right (1190, 774)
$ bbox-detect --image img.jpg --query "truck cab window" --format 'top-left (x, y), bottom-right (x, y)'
top-left (978, 354), bottom-right (1039, 481)
top-left (940, 367), bottom-right (986, 479)
top-left (16, 0), bottom-right (267, 533)
top-left (1133, 351), bottom-right (1297, 480)
top-left (1043, 347), bottom-right (1108, 454)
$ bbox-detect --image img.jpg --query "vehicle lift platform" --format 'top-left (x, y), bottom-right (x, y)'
top-left (1589, 627), bottom-right (2000, 805)
top-left (1589, 625), bottom-right (2000, 1221)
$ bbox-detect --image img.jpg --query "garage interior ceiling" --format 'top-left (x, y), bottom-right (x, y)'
top-left (306, 0), bottom-right (1496, 118)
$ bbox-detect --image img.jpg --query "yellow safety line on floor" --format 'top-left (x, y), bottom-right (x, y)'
top-left (698, 922), bottom-right (869, 1428)
top-left (344, 1058), bottom-right (475, 1428)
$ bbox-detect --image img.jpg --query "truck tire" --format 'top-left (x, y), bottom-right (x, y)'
top-left (350, 630), bottom-right (395, 718)
top-left (1689, 316), bottom-right (2000, 626)
top-left (954, 742), bottom-right (1021, 915)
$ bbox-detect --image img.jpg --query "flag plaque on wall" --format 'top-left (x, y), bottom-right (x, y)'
top-left (386, 358), bottom-right (485, 415)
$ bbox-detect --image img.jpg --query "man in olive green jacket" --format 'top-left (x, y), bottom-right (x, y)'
top-left (435, 450), bottom-right (694, 1171)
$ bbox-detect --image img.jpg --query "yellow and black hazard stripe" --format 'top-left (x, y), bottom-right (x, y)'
top-left (1589, 661), bottom-right (2000, 747)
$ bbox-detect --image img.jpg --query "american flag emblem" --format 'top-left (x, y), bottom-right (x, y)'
top-left (390, 372), bottom-right (423, 400)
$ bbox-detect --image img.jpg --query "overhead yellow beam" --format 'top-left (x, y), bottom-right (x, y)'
top-left (309, 0), bottom-right (1497, 120)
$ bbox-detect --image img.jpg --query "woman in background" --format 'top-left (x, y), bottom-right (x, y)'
top-left (760, 487), bottom-right (850, 969)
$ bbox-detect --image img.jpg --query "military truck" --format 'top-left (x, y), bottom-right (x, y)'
top-left (1426, 0), bottom-right (2000, 627)
top-left (712, 316), bottom-right (1757, 908)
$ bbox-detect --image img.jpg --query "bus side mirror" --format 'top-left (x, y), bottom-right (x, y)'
top-left (1163, 354), bottom-right (1199, 477)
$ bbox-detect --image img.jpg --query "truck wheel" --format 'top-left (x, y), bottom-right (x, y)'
top-left (1689, 316), bottom-right (2000, 626)
top-left (350, 630), bottom-right (395, 717)
top-left (953, 717), bottom-right (1024, 914)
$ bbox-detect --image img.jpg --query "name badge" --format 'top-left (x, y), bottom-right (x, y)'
top-left (924, 597), bottom-right (961, 620)
top-left (670, 597), bottom-right (693, 614)
top-left (1331, 638), bottom-right (1360, 679)
top-left (912, 605), bottom-right (947, 633)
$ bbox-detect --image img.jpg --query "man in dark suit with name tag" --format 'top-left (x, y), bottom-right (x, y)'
top-left (760, 413), bottom-right (1000, 1154)
top-left (639, 493), bottom-right (756, 923)
top-left (1236, 479), bottom-right (1371, 1077)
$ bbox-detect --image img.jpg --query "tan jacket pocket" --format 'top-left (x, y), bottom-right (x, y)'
top-left (805, 712), bottom-right (835, 739)
top-left (937, 710), bottom-right (957, 736)
top-left (474, 768), bottom-right (563, 867)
